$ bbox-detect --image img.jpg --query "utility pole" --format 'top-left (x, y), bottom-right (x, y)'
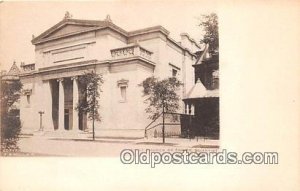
top-left (38, 111), bottom-right (45, 131)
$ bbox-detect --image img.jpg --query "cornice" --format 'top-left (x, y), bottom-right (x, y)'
top-left (31, 18), bottom-right (199, 58)
top-left (19, 57), bottom-right (155, 78)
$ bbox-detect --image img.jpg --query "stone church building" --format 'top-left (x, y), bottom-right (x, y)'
top-left (19, 13), bottom-right (201, 137)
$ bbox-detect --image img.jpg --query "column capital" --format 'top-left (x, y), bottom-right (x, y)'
top-left (57, 78), bottom-right (64, 82)
top-left (71, 76), bottom-right (78, 81)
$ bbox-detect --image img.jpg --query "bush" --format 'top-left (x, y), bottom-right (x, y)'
top-left (1, 79), bottom-right (23, 156)
top-left (1, 112), bottom-right (22, 155)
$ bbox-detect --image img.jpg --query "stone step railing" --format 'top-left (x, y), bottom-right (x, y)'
top-left (111, 45), bottom-right (152, 60)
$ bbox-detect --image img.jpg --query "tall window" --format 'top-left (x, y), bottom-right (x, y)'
top-left (26, 95), bottom-right (31, 105)
top-left (169, 63), bottom-right (180, 78)
top-left (23, 89), bottom-right (32, 107)
top-left (117, 79), bottom-right (129, 103)
top-left (120, 86), bottom-right (127, 102)
top-left (172, 69), bottom-right (178, 77)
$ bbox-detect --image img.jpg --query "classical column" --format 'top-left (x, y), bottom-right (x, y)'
top-left (188, 104), bottom-right (192, 115)
top-left (185, 103), bottom-right (188, 114)
top-left (191, 104), bottom-right (195, 115)
top-left (72, 76), bottom-right (79, 131)
top-left (42, 80), bottom-right (54, 131)
top-left (57, 78), bottom-right (64, 130)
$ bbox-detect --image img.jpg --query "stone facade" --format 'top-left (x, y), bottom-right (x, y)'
top-left (19, 14), bottom-right (201, 137)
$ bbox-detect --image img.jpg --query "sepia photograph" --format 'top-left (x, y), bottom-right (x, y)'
top-left (0, 1), bottom-right (299, 191)
top-left (1, 2), bottom-right (219, 157)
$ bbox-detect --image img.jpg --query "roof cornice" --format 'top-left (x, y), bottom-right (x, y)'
top-left (31, 18), bottom-right (199, 58)
top-left (32, 18), bottom-right (126, 45)
top-left (128, 25), bottom-right (170, 37)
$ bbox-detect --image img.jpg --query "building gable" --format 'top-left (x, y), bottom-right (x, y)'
top-left (43, 24), bottom-right (98, 39)
top-left (32, 19), bottom-right (108, 45)
top-left (7, 62), bottom-right (21, 76)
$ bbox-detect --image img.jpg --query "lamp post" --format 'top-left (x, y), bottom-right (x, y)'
top-left (38, 111), bottom-right (45, 131)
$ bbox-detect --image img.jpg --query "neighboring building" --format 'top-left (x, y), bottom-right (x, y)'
top-left (183, 45), bottom-right (219, 139)
top-left (1, 62), bottom-right (22, 112)
top-left (1, 62), bottom-right (21, 81)
top-left (18, 13), bottom-right (201, 137)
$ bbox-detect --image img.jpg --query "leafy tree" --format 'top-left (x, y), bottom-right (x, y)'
top-left (1, 79), bottom-right (22, 155)
top-left (140, 77), bottom-right (182, 143)
top-left (76, 71), bottom-right (103, 140)
top-left (199, 13), bottom-right (219, 53)
top-left (1, 80), bottom-right (22, 110)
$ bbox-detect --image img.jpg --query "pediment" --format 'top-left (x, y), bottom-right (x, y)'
top-left (32, 19), bottom-right (105, 44)
top-left (44, 24), bottom-right (97, 39)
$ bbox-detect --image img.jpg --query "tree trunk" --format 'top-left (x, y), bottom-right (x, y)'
top-left (92, 90), bottom-right (95, 141)
top-left (162, 103), bottom-right (165, 144)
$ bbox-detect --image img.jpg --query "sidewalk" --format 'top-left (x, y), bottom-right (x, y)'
top-left (16, 135), bottom-right (219, 157)
top-left (136, 137), bottom-right (219, 148)
top-left (44, 135), bottom-right (219, 149)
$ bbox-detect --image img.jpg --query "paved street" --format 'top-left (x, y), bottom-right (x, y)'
top-left (16, 135), bottom-right (219, 157)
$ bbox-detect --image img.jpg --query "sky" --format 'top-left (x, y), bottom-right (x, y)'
top-left (0, 1), bottom-right (218, 71)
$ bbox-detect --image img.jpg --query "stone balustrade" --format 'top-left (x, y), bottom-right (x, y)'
top-left (21, 63), bottom-right (35, 72)
top-left (111, 45), bottom-right (152, 60)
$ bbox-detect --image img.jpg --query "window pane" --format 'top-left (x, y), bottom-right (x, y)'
top-left (172, 69), bottom-right (177, 77)
top-left (121, 86), bottom-right (126, 101)
top-left (27, 95), bottom-right (30, 105)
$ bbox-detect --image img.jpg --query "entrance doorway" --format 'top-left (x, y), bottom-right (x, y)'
top-left (49, 77), bottom-right (87, 131)
top-left (64, 109), bottom-right (69, 130)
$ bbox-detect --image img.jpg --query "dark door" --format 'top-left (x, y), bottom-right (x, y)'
top-left (64, 109), bottom-right (69, 130)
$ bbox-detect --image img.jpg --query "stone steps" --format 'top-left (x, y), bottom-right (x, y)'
top-left (34, 130), bottom-right (91, 139)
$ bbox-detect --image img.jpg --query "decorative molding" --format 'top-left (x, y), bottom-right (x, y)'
top-left (128, 25), bottom-right (170, 37)
top-left (169, 63), bottom-right (181, 70)
top-left (22, 89), bottom-right (32, 96)
top-left (57, 78), bottom-right (64, 82)
top-left (140, 47), bottom-right (152, 60)
top-left (71, 76), bottom-right (78, 81)
top-left (52, 46), bottom-right (85, 55)
top-left (64, 11), bottom-right (73, 20)
top-left (117, 79), bottom-right (129, 87)
top-left (111, 47), bottom-right (134, 58)
top-left (180, 33), bottom-right (202, 49)
top-left (111, 45), bottom-right (152, 60)
top-left (42, 41), bottom-right (95, 53)
top-left (53, 57), bottom-right (84, 64)
top-left (21, 63), bottom-right (35, 72)
top-left (105, 15), bottom-right (112, 22)
top-left (20, 58), bottom-right (155, 79)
